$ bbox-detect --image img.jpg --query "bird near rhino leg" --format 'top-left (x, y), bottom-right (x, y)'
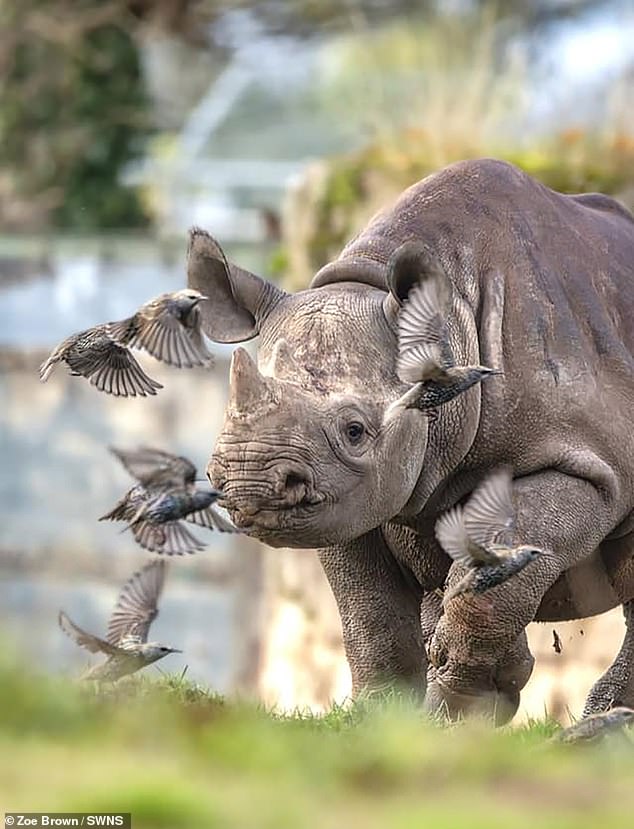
top-left (434, 467), bottom-right (543, 603)
top-left (425, 468), bottom-right (621, 724)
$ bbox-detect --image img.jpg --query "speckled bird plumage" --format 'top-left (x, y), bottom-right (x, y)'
top-left (435, 467), bottom-right (543, 601)
top-left (107, 289), bottom-right (213, 369)
top-left (58, 559), bottom-right (180, 682)
top-left (385, 270), bottom-right (499, 421)
top-left (39, 324), bottom-right (163, 397)
top-left (554, 707), bottom-right (634, 744)
top-left (100, 446), bottom-right (238, 555)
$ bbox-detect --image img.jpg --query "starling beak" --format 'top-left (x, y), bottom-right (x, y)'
top-left (39, 324), bottom-right (163, 397)
top-left (384, 276), bottom-right (500, 422)
top-left (107, 289), bottom-right (213, 369)
top-left (101, 445), bottom-right (240, 555)
top-left (554, 707), bottom-right (634, 744)
top-left (58, 559), bottom-right (180, 682)
top-left (435, 467), bottom-right (543, 601)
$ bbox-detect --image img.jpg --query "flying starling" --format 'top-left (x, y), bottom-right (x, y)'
top-left (100, 446), bottom-right (238, 556)
top-left (107, 289), bottom-right (212, 369)
top-left (435, 467), bottom-right (543, 602)
top-left (39, 325), bottom-right (163, 397)
top-left (554, 707), bottom-right (634, 744)
top-left (58, 558), bottom-right (181, 682)
top-left (385, 274), bottom-right (499, 421)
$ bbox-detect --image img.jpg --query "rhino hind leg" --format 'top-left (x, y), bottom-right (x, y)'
top-left (424, 468), bottom-right (622, 723)
top-left (583, 600), bottom-right (634, 716)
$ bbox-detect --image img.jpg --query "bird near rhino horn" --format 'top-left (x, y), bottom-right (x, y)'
top-left (107, 288), bottom-right (214, 369)
top-left (38, 288), bottom-right (213, 396)
top-left (100, 445), bottom-right (239, 556)
top-left (38, 324), bottom-right (164, 398)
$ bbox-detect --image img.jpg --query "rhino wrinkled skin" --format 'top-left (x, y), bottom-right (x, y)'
top-left (190, 159), bottom-right (634, 722)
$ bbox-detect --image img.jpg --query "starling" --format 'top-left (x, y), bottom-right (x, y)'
top-left (554, 707), bottom-right (634, 744)
top-left (100, 446), bottom-right (238, 556)
top-left (385, 276), bottom-right (499, 421)
top-left (58, 558), bottom-right (181, 682)
top-left (39, 325), bottom-right (163, 397)
top-left (107, 289), bottom-right (212, 369)
top-left (435, 467), bottom-right (543, 601)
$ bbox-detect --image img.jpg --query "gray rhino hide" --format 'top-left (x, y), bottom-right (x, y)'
top-left (192, 158), bottom-right (634, 722)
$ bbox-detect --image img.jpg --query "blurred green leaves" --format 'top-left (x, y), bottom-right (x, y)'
top-left (0, 2), bottom-right (151, 230)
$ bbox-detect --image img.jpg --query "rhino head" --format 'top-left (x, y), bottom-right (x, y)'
top-left (189, 229), bottom-right (480, 548)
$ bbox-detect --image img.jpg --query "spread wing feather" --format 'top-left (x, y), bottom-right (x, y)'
top-left (397, 344), bottom-right (444, 383)
top-left (131, 519), bottom-right (205, 556)
top-left (186, 505), bottom-right (240, 533)
top-left (435, 507), bottom-right (473, 566)
top-left (106, 559), bottom-right (166, 646)
top-left (99, 485), bottom-right (147, 523)
top-left (58, 611), bottom-right (121, 656)
top-left (109, 446), bottom-right (197, 490)
top-left (67, 342), bottom-right (162, 397)
top-left (111, 306), bottom-right (211, 369)
top-left (463, 467), bottom-right (515, 552)
top-left (397, 280), bottom-right (454, 382)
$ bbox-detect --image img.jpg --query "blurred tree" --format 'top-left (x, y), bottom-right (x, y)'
top-left (0, 2), bottom-right (155, 230)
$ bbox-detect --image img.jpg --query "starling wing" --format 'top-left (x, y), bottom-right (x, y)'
top-left (397, 280), bottom-right (454, 383)
top-left (58, 611), bottom-right (121, 656)
top-left (463, 467), bottom-right (516, 558)
top-left (131, 519), bottom-right (206, 556)
top-left (109, 446), bottom-right (197, 490)
top-left (109, 297), bottom-right (212, 369)
top-left (99, 484), bottom-right (148, 523)
top-left (435, 507), bottom-right (474, 567)
top-left (40, 329), bottom-right (162, 397)
top-left (106, 559), bottom-right (167, 646)
top-left (186, 504), bottom-right (240, 533)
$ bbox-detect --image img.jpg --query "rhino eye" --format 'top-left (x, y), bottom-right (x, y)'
top-left (345, 421), bottom-right (365, 445)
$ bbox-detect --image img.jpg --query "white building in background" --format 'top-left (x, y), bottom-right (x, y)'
top-left (124, 12), bottom-right (359, 242)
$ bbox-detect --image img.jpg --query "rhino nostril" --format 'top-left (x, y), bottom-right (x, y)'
top-left (284, 472), bottom-right (307, 492)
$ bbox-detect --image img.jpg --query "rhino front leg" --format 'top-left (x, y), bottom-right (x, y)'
top-left (583, 600), bottom-right (634, 715)
top-left (425, 467), bottom-right (621, 723)
top-left (319, 527), bottom-right (427, 697)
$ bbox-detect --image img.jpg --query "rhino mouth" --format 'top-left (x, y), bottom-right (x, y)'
top-left (221, 492), bottom-right (327, 534)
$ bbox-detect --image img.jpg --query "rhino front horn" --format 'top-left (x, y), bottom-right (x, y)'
top-left (228, 347), bottom-right (278, 417)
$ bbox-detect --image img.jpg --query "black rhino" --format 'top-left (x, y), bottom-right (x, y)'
top-left (189, 158), bottom-right (634, 723)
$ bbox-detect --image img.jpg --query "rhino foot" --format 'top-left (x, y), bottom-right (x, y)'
top-left (583, 599), bottom-right (634, 716)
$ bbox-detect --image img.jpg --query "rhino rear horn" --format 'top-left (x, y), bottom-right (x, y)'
top-left (187, 227), bottom-right (287, 344)
top-left (228, 347), bottom-right (278, 416)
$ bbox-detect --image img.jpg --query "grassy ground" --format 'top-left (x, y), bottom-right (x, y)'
top-left (1, 655), bottom-right (633, 829)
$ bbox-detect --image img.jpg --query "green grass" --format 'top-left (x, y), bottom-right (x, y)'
top-left (1, 656), bottom-right (633, 829)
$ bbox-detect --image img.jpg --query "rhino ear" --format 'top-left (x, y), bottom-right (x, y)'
top-left (186, 227), bottom-right (287, 343)
top-left (387, 241), bottom-right (447, 303)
